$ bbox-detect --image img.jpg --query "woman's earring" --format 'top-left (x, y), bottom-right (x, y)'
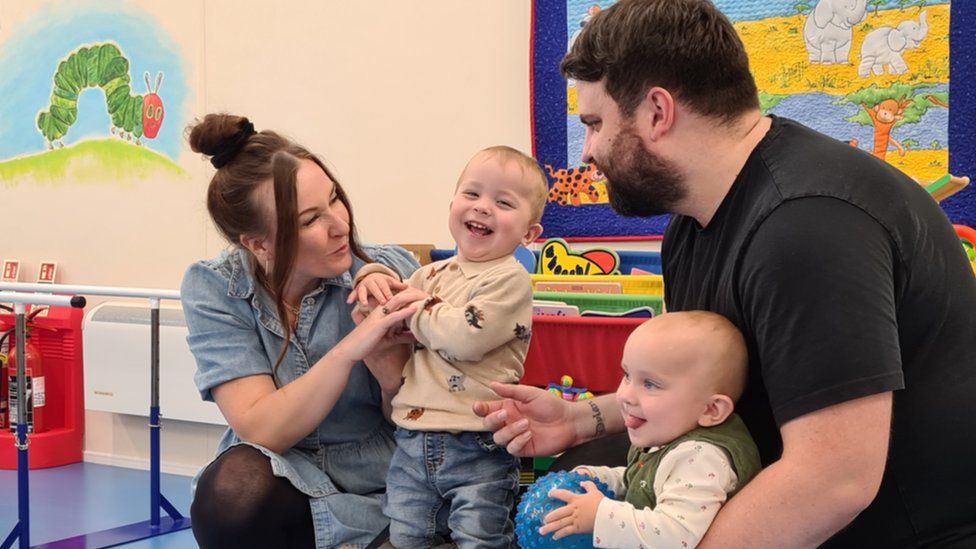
top-left (264, 257), bottom-right (272, 274)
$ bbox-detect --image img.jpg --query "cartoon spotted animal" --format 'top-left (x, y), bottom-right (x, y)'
top-left (464, 305), bottom-right (485, 329)
top-left (538, 238), bottom-right (619, 275)
top-left (545, 163), bottom-right (605, 206)
top-left (404, 408), bottom-right (425, 420)
top-left (447, 374), bottom-right (466, 392)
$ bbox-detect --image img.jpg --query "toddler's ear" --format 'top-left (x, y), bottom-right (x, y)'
top-left (522, 222), bottom-right (543, 245)
top-left (698, 394), bottom-right (734, 427)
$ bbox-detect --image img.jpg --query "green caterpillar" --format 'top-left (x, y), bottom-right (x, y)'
top-left (36, 42), bottom-right (164, 148)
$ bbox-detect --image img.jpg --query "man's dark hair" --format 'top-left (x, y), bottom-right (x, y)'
top-left (561, 0), bottom-right (759, 122)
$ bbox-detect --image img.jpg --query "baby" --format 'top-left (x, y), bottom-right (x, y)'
top-left (355, 145), bottom-right (548, 548)
top-left (541, 311), bottom-right (761, 549)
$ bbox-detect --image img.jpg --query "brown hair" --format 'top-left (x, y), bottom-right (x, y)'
top-left (474, 146), bottom-right (549, 224)
top-left (188, 113), bottom-right (371, 374)
top-left (560, 0), bottom-right (759, 122)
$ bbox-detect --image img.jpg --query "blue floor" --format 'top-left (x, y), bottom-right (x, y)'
top-left (0, 462), bottom-right (197, 548)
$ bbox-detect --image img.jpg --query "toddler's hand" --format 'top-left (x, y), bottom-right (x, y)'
top-left (351, 295), bottom-right (382, 325)
top-left (538, 480), bottom-right (604, 540)
top-left (381, 287), bottom-right (431, 313)
top-left (347, 273), bottom-right (408, 308)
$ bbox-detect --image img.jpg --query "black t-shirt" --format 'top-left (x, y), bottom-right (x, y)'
top-left (664, 116), bottom-right (976, 546)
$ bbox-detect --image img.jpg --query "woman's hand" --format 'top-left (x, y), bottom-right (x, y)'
top-left (380, 287), bottom-right (431, 312)
top-left (334, 302), bottom-right (418, 364)
top-left (346, 273), bottom-right (408, 308)
top-left (363, 342), bottom-right (410, 394)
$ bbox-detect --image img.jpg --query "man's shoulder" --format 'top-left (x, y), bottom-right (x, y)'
top-left (758, 117), bottom-right (918, 203)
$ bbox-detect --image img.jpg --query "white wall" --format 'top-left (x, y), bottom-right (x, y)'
top-left (2, 1), bottom-right (661, 475)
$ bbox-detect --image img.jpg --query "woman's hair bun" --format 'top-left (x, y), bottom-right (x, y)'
top-left (187, 114), bottom-right (251, 157)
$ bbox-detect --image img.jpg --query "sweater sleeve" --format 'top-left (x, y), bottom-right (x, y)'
top-left (409, 265), bottom-right (532, 362)
top-left (592, 441), bottom-right (737, 549)
top-left (361, 244), bottom-right (421, 281)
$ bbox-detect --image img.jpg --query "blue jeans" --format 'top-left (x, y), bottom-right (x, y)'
top-left (385, 429), bottom-right (519, 549)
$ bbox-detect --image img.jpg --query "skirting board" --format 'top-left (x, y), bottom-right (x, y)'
top-left (83, 450), bottom-right (204, 478)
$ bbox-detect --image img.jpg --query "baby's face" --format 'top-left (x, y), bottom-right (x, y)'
top-left (616, 332), bottom-right (717, 448)
top-left (449, 154), bottom-right (540, 263)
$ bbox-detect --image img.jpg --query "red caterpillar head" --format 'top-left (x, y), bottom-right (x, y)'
top-left (142, 72), bottom-right (164, 139)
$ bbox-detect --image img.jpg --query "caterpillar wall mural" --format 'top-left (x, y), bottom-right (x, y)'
top-left (0, 3), bottom-right (189, 185)
top-left (36, 42), bottom-right (164, 148)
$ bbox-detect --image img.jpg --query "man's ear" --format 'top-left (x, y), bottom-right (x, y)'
top-left (239, 233), bottom-right (272, 263)
top-left (698, 394), bottom-right (734, 427)
top-left (522, 223), bottom-right (543, 245)
top-left (642, 86), bottom-right (676, 142)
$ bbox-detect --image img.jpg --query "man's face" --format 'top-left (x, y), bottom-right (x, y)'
top-left (576, 80), bottom-right (685, 217)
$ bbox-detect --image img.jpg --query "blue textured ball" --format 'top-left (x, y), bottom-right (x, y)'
top-left (515, 470), bottom-right (616, 548)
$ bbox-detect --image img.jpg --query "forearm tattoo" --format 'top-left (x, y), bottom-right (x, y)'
top-left (587, 400), bottom-right (606, 438)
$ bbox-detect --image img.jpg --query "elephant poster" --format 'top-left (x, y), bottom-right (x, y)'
top-left (533, 0), bottom-right (961, 240)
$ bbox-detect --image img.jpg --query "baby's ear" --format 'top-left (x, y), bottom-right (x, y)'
top-left (522, 222), bottom-right (543, 245)
top-left (698, 394), bottom-right (734, 427)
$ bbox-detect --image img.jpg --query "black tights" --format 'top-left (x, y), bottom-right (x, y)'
top-left (191, 445), bottom-right (315, 548)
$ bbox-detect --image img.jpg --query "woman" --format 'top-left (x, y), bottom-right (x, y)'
top-left (181, 114), bottom-right (418, 548)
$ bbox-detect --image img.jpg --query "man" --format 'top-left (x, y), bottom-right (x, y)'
top-left (475, 0), bottom-right (976, 546)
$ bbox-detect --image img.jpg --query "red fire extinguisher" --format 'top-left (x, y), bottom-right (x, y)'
top-left (0, 353), bottom-right (7, 431)
top-left (0, 316), bottom-right (8, 432)
top-left (1, 307), bottom-right (47, 434)
top-left (0, 307), bottom-right (12, 432)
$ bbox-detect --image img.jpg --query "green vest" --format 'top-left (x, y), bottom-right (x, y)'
top-left (623, 413), bottom-right (761, 510)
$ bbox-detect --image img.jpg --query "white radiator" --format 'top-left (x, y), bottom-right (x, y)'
top-left (84, 301), bottom-right (226, 425)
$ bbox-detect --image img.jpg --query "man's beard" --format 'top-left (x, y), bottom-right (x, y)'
top-left (598, 128), bottom-right (685, 217)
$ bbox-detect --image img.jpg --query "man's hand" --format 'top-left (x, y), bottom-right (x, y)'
top-left (539, 481), bottom-right (604, 539)
top-left (472, 382), bottom-right (583, 456)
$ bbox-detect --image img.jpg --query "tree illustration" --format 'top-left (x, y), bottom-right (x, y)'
top-left (869, 0), bottom-right (886, 16)
top-left (839, 83), bottom-right (948, 159)
top-left (794, 2), bottom-right (812, 15)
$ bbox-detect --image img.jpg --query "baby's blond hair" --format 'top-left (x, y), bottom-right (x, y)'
top-left (637, 311), bottom-right (749, 402)
top-left (468, 145), bottom-right (548, 224)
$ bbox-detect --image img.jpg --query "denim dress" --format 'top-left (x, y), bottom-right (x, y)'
top-left (180, 244), bottom-right (419, 548)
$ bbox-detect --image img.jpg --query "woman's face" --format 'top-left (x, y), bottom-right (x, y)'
top-left (261, 159), bottom-right (352, 294)
top-left (295, 159), bottom-right (352, 283)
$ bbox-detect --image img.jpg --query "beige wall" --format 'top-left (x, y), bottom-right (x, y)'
top-left (202, 1), bottom-right (536, 255)
top-left (3, 1), bottom-right (660, 474)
